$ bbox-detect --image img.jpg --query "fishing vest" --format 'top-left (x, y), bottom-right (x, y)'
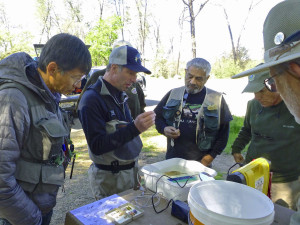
top-left (0, 81), bottom-right (69, 193)
top-left (88, 77), bottom-right (142, 165)
top-left (163, 86), bottom-right (222, 151)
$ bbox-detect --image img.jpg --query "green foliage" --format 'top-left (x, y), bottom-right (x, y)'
top-left (152, 48), bottom-right (185, 79)
top-left (223, 115), bottom-right (248, 154)
top-left (0, 3), bottom-right (33, 59)
top-left (212, 47), bottom-right (261, 79)
top-left (140, 116), bottom-right (246, 156)
top-left (152, 57), bottom-right (169, 78)
top-left (0, 30), bottom-right (33, 60)
top-left (85, 16), bottom-right (123, 66)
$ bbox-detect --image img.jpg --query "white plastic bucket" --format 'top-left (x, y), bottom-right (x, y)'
top-left (188, 180), bottom-right (274, 225)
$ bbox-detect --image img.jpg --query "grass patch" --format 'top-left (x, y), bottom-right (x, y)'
top-left (140, 116), bottom-right (247, 156)
top-left (140, 126), bottom-right (166, 153)
top-left (223, 115), bottom-right (247, 154)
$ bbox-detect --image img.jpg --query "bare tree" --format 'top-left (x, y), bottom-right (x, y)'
top-left (152, 18), bottom-right (161, 59)
top-left (63, 0), bottom-right (86, 38)
top-left (220, 0), bottom-right (263, 64)
top-left (182, 0), bottom-right (210, 58)
top-left (36, 0), bottom-right (54, 42)
top-left (112, 0), bottom-right (125, 40)
top-left (65, 0), bottom-right (82, 22)
top-left (97, 0), bottom-right (105, 19)
top-left (135, 0), bottom-right (149, 65)
top-left (177, 9), bottom-right (186, 75)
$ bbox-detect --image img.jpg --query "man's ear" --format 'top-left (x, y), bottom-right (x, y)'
top-left (289, 62), bottom-right (300, 79)
top-left (47, 62), bottom-right (59, 76)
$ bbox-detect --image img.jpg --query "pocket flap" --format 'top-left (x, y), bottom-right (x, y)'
top-left (204, 107), bottom-right (218, 117)
top-left (15, 159), bottom-right (41, 184)
top-left (164, 99), bottom-right (181, 109)
top-left (37, 118), bottom-right (69, 137)
top-left (42, 164), bottom-right (65, 186)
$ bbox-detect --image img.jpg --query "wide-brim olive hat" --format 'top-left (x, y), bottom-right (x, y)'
top-left (232, 0), bottom-right (300, 79)
top-left (242, 70), bottom-right (270, 93)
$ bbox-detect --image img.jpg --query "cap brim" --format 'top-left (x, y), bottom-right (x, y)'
top-left (242, 83), bottom-right (265, 93)
top-left (232, 51), bottom-right (300, 79)
top-left (125, 64), bottom-right (151, 74)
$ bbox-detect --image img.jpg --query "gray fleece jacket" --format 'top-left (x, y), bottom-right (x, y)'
top-left (0, 52), bottom-right (63, 225)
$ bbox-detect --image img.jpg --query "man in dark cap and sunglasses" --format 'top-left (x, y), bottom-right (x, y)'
top-left (232, 0), bottom-right (300, 223)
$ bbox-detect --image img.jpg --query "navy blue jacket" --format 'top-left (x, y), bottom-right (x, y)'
top-left (77, 78), bottom-right (140, 156)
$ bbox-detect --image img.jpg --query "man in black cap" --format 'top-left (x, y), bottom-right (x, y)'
top-left (77, 45), bottom-right (155, 200)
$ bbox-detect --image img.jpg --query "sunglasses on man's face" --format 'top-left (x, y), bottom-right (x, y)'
top-left (264, 76), bottom-right (277, 92)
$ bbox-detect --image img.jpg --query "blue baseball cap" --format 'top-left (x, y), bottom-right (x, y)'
top-left (109, 45), bottom-right (151, 74)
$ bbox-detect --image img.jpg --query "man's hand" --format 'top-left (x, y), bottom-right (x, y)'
top-left (134, 111), bottom-right (156, 133)
top-left (233, 153), bottom-right (244, 163)
top-left (200, 154), bottom-right (214, 167)
top-left (163, 126), bottom-right (180, 139)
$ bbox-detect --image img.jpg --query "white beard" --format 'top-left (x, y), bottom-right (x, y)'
top-left (185, 85), bottom-right (203, 94)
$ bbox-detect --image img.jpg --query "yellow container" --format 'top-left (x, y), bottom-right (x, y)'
top-left (232, 157), bottom-right (270, 195)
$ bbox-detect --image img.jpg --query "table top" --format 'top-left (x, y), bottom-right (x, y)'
top-left (65, 189), bottom-right (295, 225)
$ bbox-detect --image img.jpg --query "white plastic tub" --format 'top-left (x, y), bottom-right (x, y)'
top-left (140, 158), bottom-right (217, 201)
top-left (188, 180), bottom-right (274, 225)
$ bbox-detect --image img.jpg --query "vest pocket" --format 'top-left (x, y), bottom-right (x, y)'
top-left (202, 108), bottom-right (219, 131)
top-left (163, 99), bottom-right (181, 126)
top-left (15, 159), bottom-right (41, 192)
top-left (113, 136), bottom-right (143, 161)
top-left (15, 158), bottom-right (64, 192)
top-left (36, 117), bottom-right (69, 161)
top-left (105, 120), bottom-right (143, 161)
top-left (41, 164), bottom-right (65, 186)
top-left (197, 107), bottom-right (219, 150)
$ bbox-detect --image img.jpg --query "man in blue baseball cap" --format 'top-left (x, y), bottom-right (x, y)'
top-left (77, 45), bottom-right (155, 200)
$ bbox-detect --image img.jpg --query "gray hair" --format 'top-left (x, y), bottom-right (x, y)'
top-left (106, 63), bottom-right (123, 72)
top-left (186, 58), bottom-right (211, 77)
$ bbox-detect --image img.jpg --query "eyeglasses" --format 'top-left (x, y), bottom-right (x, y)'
top-left (73, 75), bottom-right (86, 87)
top-left (264, 74), bottom-right (279, 92)
top-left (264, 66), bottom-right (300, 92)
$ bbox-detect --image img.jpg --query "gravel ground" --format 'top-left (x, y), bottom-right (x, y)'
top-left (50, 118), bottom-right (238, 225)
top-left (50, 77), bottom-right (246, 225)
